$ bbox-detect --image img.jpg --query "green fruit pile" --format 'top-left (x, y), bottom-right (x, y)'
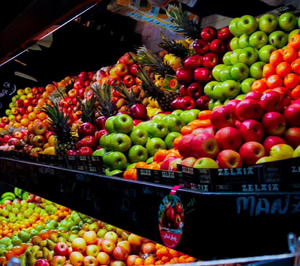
top-left (95, 112), bottom-right (201, 173)
top-left (206, 13), bottom-right (300, 110)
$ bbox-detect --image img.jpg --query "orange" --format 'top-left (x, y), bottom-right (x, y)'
top-left (284, 73), bottom-right (299, 89)
top-left (156, 247), bottom-right (170, 260)
top-left (252, 80), bottom-right (267, 93)
top-left (173, 136), bottom-right (182, 150)
top-left (291, 58), bottom-right (300, 74)
top-left (276, 62), bottom-right (291, 78)
top-left (289, 34), bottom-right (300, 50)
top-left (148, 163), bottom-right (160, 170)
top-left (37, 112), bottom-right (47, 121)
top-left (188, 119), bottom-right (211, 128)
top-left (186, 257), bottom-right (196, 263)
top-left (266, 75), bottom-right (283, 89)
top-left (153, 150), bottom-right (169, 163)
top-left (270, 50), bottom-right (283, 66)
top-left (283, 46), bottom-right (297, 63)
top-left (181, 125), bottom-right (197, 135)
top-left (168, 249), bottom-right (179, 258)
top-left (198, 110), bottom-right (212, 120)
top-left (134, 258), bottom-right (144, 265)
top-left (155, 260), bottom-right (164, 265)
top-left (144, 257), bottom-right (156, 265)
top-left (124, 169), bottom-right (138, 181)
top-left (263, 63), bottom-right (276, 78)
top-left (135, 162), bottom-right (148, 169)
top-left (291, 85), bottom-right (300, 99)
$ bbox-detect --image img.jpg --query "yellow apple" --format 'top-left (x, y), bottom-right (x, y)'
top-left (293, 145), bottom-right (300, 158)
top-left (193, 157), bottom-right (219, 168)
top-left (270, 144), bottom-right (294, 160)
top-left (256, 156), bottom-right (274, 164)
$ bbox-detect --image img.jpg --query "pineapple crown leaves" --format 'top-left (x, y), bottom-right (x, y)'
top-left (158, 32), bottom-right (189, 60)
top-left (115, 84), bottom-right (141, 107)
top-left (165, 4), bottom-right (202, 40)
top-left (79, 96), bottom-right (97, 124)
top-left (92, 83), bottom-right (117, 117)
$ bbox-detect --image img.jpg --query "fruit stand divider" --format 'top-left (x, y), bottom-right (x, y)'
top-left (0, 156), bottom-right (299, 260)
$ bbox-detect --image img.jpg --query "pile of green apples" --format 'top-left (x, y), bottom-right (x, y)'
top-left (206, 12), bottom-right (300, 110)
top-left (94, 111), bottom-right (200, 174)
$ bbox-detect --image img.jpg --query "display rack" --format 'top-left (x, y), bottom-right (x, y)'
top-left (0, 157), bottom-right (299, 260)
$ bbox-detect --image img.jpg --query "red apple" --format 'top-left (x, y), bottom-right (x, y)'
top-left (260, 91), bottom-right (284, 112)
top-left (176, 68), bottom-right (194, 84)
top-left (215, 127), bottom-right (242, 151)
top-left (236, 99), bottom-right (264, 121)
top-left (180, 85), bottom-right (188, 96)
top-left (194, 68), bottom-right (212, 82)
top-left (225, 100), bottom-right (241, 113)
top-left (123, 75), bottom-right (135, 87)
top-left (201, 26), bottom-right (217, 41)
top-left (238, 120), bottom-right (264, 142)
top-left (263, 136), bottom-right (286, 155)
top-left (96, 116), bottom-right (108, 130)
top-left (192, 39), bottom-right (210, 55)
top-left (284, 104), bottom-right (300, 127)
top-left (239, 141), bottom-right (265, 165)
top-left (80, 136), bottom-right (97, 148)
top-left (114, 63), bottom-right (128, 77)
top-left (273, 87), bottom-right (292, 108)
top-left (196, 95), bottom-right (210, 110)
top-left (245, 91), bottom-right (262, 102)
top-left (95, 129), bottom-right (108, 143)
top-left (187, 82), bottom-right (203, 98)
top-left (54, 242), bottom-right (68, 256)
top-left (210, 39), bottom-right (226, 54)
top-left (130, 64), bottom-right (139, 75)
top-left (181, 157), bottom-right (197, 167)
top-left (130, 104), bottom-right (148, 120)
top-left (191, 133), bottom-right (219, 159)
top-left (211, 106), bottom-right (236, 129)
top-left (113, 246), bottom-right (129, 261)
top-left (184, 55), bottom-right (203, 69)
top-left (192, 126), bottom-right (215, 136)
top-left (202, 53), bottom-right (219, 69)
top-left (101, 240), bottom-right (115, 254)
top-left (262, 112), bottom-right (286, 136)
top-left (284, 127), bottom-right (300, 148)
top-left (51, 256), bottom-right (66, 266)
top-left (78, 147), bottom-right (94, 156)
top-left (218, 26), bottom-right (233, 41)
top-left (178, 96), bottom-right (196, 110)
top-left (35, 260), bottom-right (50, 266)
top-left (217, 150), bottom-right (242, 168)
top-left (178, 134), bottom-right (195, 158)
top-left (78, 122), bottom-right (95, 137)
top-left (160, 157), bottom-right (178, 170)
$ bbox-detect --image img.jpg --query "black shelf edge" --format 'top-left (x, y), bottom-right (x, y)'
top-left (0, 157), bottom-right (299, 260)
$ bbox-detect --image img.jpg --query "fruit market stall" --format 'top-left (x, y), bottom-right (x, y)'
top-left (0, 1), bottom-right (300, 265)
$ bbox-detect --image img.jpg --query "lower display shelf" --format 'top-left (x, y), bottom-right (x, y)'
top-left (0, 157), bottom-right (299, 260)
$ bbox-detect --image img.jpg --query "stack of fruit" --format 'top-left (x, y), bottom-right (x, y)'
top-left (206, 13), bottom-right (300, 110)
top-left (173, 26), bottom-right (233, 111)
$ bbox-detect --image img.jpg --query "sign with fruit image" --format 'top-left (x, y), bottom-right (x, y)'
top-left (158, 195), bottom-right (184, 249)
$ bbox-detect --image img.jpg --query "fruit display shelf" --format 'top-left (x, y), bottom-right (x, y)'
top-left (0, 156), bottom-right (299, 260)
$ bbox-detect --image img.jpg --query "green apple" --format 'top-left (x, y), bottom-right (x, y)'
top-left (106, 169), bottom-right (123, 176)
top-left (229, 18), bottom-right (243, 37)
top-left (208, 99), bottom-right (215, 110)
top-left (152, 113), bottom-right (166, 122)
top-left (238, 15), bottom-right (258, 35)
top-left (111, 133), bottom-right (131, 152)
top-left (146, 138), bottom-right (166, 156)
top-left (20, 95), bottom-right (26, 100)
top-left (259, 14), bottom-right (278, 34)
top-left (113, 114), bottom-right (134, 134)
top-left (126, 163), bottom-right (137, 170)
top-left (189, 109), bottom-right (200, 118)
top-left (9, 103), bottom-right (15, 109)
top-left (0, 237), bottom-right (12, 246)
top-left (17, 89), bottom-right (24, 96)
top-left (269, 31), bottom-right (288, 48)
top-left (250, 61), bottom-right (266, 79)
top-left (93, 148), bottom-right (106, 157)
top-left (172, 110), bottom-right (183, 116)
top-left (105, 117), bottom-right (116, 133)
top-left (100, 134), bottom-right (111, 149)
top-left (163, 115), bottom-right (184, 133)
top-left (293, 145), bottom-right (300, 158)
top-left (18, 231), bottom-right (31, 242)
top-left (9, 115), bottom-right (15, 121)
top-left (130, 127), bottom-right (148, 145)
top-left (220, 66), bottom-right (233, 81)
top-left (193, 157), bottom-right (218, 168)
top-left (165, 132), bottom-right (182, 149)
top-left (230, 63), bottom-right (249, 81)
top-left (147, 121), bottom-right (168, 138)
top-left (241, 78), bottom-right (256, 94)
top-left (5, 109), bottom-right (12, 116)
top-left (128, 145), bottom-right (148, 163)
top-left (239, 47), bottom-right (258, 65)
top-left (259, 45), bottom-right (276, 63)
top-left (11, 236), bottom-right (22, 246)
top-left (212, 64), bottom-right (226, 81)
top-left (223, 52), bottom-right (233, 66)
top-left (105, 151), bottom-right (128, 170)
top-left (146, 157), bottom-right (154, 164)
top-left (230, 37), bottom-right (240, 50)
top-left (11, 96), bottom-right (18, 103)
top-left (211, 82), bottom-right (226, 101)
top-left (221, 80), bottom-right (241, 99)
top-left (288, 29), bottom-right (300, 42)
top-left (238, 34), bottom-right (250, 48)
top-left (213, 100), bottom-right (223, 109)
top-left (279, 12), bottom-right (297, 32)
top-left (249, 31), bottom-right (268, 49)
top-left (235, 94), bottom-right (246, 100)
top-left (180, 110), bottom-right (198, 124)
top-left (204, 81), bottom-right (219, 98)
top-left (230, 49), bottom-right (243, 65)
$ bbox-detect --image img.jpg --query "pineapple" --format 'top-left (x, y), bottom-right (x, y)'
top-left (92, 83), bottom-right (118, 117)
top-left (166, 4), bottom-right (201, 40)
top-left (80, 96), bottom-right (97, 124)
top-left (137, 70), bottom-right (179, 111)
top-left (163, 54), bottom-right (182, 71)
top-left (158, 33), bottom-right (189, 61)
top-left (43, 102), bottom-right (76, 154)
top-left (115, 85), bottom-right (141, 107)
top-left (136, 46), bottom-right (175, 76)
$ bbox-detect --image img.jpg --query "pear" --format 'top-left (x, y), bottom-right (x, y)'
top-left (32, 236), bottom-right (42, 246)
top-left (25, 250), bottom-right (37, 266)
top-left (40, 240), bottom-right (47, 248)
top-left (47, 250), bottom-right (54, 261)
top-left (46, 239), bottom-right (56, 251)
top-left (19, 253), bottom-right (26, 265)
top-left (42, 247), bottom-right (50, 259)
top-left (35, 250), bottom-right (44, 259)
